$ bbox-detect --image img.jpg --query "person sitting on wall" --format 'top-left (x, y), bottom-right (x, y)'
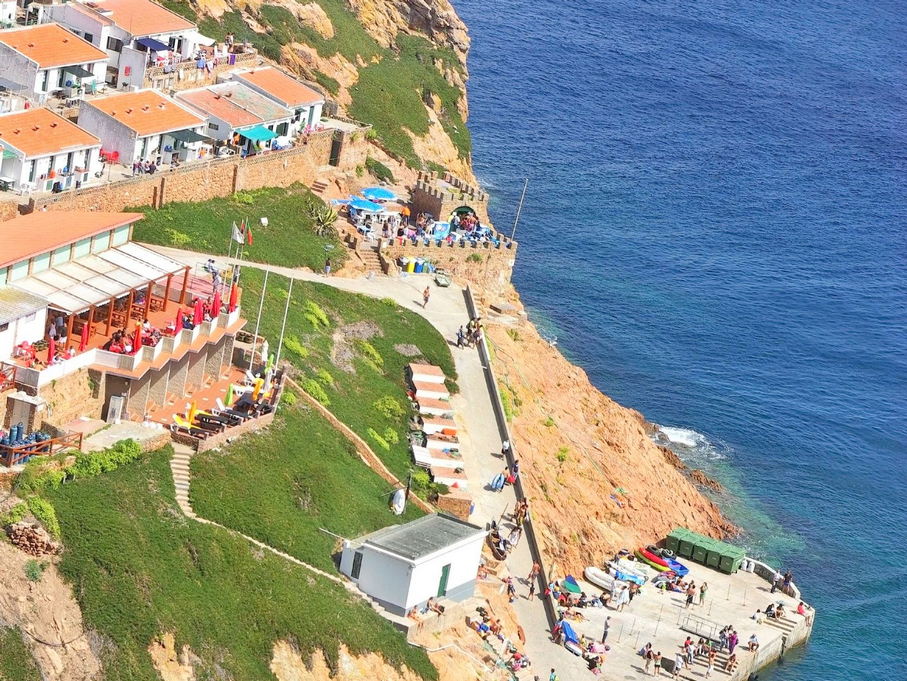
top-left (425, 597), bottom-right (445, 615)
top-left (182, 314), bottom-right (195, 330)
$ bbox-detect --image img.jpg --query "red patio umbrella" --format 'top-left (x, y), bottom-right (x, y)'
top-left (212, 290), bottom-right (221, 319)
top-left (193, 298), bottom-right (203, 325)
top-left (174, 306), bottom-right (182, 333)
top-left (46, 336), bottom-right (55, 364)
top-left (228, 284), bottom-right (238, 313)
top-left (79, 321), bottom-right (90, 352)
top-left (132, 323), bottom-right (142, 355)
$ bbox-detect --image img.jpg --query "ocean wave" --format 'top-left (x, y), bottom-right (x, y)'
top-left (653, 424), bottom-right (727, 461)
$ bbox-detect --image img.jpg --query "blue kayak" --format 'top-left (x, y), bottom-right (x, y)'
top-left (664, 557), bottom-right (690, 577)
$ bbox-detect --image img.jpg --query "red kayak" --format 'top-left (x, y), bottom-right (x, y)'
top-left (638, 546), bottom-right (670, 568)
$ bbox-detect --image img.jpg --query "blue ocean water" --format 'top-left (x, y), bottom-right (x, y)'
top-left (453, 1), bottom-right (907, 678)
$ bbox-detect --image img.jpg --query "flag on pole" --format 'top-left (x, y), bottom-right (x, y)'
top-left (232, 221), bottom-right (244, 244)
top-left (245, 220), bottom-right (254, 246)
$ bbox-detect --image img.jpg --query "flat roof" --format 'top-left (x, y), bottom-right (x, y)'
top-left (83, 90), bottom-right (205, 137)
top-left (0, 108), bottom-right (100, 158)
top-left (176, 82), bottom-right (292, 128)
top-left (0, 287), bottom-right (48, 325)
top-left (409, 363), bottom-right (446, 377)
top-left (12, 241), bottom-right (185, 313)
top-left (0, 211), bottom-right (143, 269)
top-left (358, 514), bottom-right (484, 562)
top-left (233, 67), bottom-right (324, 108)
top-left (0, 24), bottom-right (107, 68)
top-left (87, 0), bottom-right (195, 37)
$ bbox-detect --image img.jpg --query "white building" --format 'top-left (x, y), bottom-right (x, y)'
top-left (339, 514), bottom-right (485, 616)
top-left (0, 0), bottom-right (15, 29)
top-left (0, 108), bottom-right (102, 193)
top-left (42, 0), bottom-right (206, 89)
top-left (229, 67), bottom-right (324, 136)
top-left (78, 89), bottom-right (208, 164)
top-left (176, 81), bottom-right (293, 155)
top-left (0, 288), bottom-right (48, 364)
top-left (0, 24), bottom-right (108, 100)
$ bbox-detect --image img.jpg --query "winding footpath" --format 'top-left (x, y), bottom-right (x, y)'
top-left (149, 244), bottom-right (575, 675)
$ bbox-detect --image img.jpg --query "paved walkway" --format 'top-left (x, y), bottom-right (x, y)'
top-left (149, 245), bottom-right (577, 676)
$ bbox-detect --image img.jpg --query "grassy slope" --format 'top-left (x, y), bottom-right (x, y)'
top-left (237, 271), bottom-right (456, 479)
top-left (0, 628), bottom-right (40, 681)
top-left (47, 449), bottom-right (436, 681)
top-left (191, 404), bottom-right (423, 572)
top-left (130, 185), bottom-right (345, 271)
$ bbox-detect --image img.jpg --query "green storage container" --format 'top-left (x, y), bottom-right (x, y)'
top-left (692, 544), bottom-right (708, 563)
top-left (678, 539), bottom-right (694, 558)
top-left (705, 550), bottom-right (721, 567)
top-left (666, 527), bottom-right (745, 573)
top-left (665, 534), bottom-right (680, 553)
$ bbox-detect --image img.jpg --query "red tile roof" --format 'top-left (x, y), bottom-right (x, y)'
top-left (0, 24), bottom-right (107, 68)
top-left (0, 108), bottom-right (100, 158)
top-left (234, 67), bottom-right (324, 108)
top-left (83, 90), bottom-right (205, 136)
top-left (0, 212), bottom-right (143, 269)
top-left (89, 0), bottom-right (195, 37)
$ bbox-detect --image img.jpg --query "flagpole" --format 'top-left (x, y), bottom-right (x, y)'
top-left (227, 221), bottom-right (234, 261)
top-left (274, 276), bottom-right (294, 368)
top-left (249, 269), bottom-right (268, 370)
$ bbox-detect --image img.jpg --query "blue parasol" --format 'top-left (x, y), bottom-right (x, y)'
top-left (361, 186), bottom-right (397, 201)
top-left (349, 197), bottom-right (384, 212)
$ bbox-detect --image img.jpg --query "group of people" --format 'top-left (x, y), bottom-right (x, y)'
top-left (771, 569), bottom-right (795, 595)
top-left (131, 158), bottom-right (178, 176)
top-left (455, 317), bottom-right (484, 347)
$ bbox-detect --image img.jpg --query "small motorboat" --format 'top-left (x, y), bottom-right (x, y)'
top-left (584, 566), bottom-right (618, 592)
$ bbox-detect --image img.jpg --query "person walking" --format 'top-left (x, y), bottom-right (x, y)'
top-left (422, 286), bottom-right (430, 308)
top-left (601, 616), bottom-right (611, 643)
top-left (672, 653), bottom-right (684, 678)
top-left (324, 258), bottom-right (331, 276)
top-left (528, 562), bottom-right (541, 582)
top-left (527, 578), bottom-right (536, 600)
top-left (506, 577), bottom-right (516, 603)
top-left (644, 646), bottom-right (654, 674)
top-left (705, 649), bottom-right (716, 678)
top-left (699, 581), bottom-right (708, 605)
top-left (549, 668), bottom-right (559, 681)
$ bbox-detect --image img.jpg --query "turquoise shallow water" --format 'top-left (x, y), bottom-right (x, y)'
top-left (453, 0), bottom-right (907, 678)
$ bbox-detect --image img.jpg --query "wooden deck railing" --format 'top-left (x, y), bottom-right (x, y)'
top-left (0, 432), bottom-right (83, 468)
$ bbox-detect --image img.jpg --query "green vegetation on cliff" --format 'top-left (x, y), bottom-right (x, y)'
top-left (131, 185), bottom-right (345, 271)
top-left (0, 627), bottom-right (40, 681)
top-left (191, 404), bottom-right (423, 572)
top-left (46, 449), bottom-right (436, 681)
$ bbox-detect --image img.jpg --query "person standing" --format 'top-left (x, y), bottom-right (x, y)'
top-left (672, 653), bottom-right (684, 678)
top-left (685, 584), bottom-right (696, 608)
top-left (527, 578), bottom-right (536, 600)
top-left (549, 668), bottom-right (559, 681)
top-left (422, 286), bottom-right (430, 307)
top-left (699, 581), bottom-right (708, 605)
top-left (728, 630), bottom-right (739, 656)
top-left (528, 561), bottom-right (540, 582)
top-left (324, 258), bottom-right (331, 276)
top-left (644, 646), bottom-right (654, 674)
top-left (601, 616), bottom-right (611, 643)
top-left (705, 649), bottom-right (716, 678)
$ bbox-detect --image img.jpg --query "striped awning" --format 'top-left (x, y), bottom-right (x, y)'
top-left (11, 242), bottom-right (186, 314)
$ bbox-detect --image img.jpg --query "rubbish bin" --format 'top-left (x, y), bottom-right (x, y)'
top-left (414, 258), bottom-right (425, 273)
top-left (406, 258), bottom-right (416, 273)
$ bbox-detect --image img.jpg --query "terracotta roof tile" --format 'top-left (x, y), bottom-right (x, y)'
top-left (0, 24), bottom-right (107, 68)
top-left (234, 67), bottom-right (324, 108)
top-left (89, 0), bottom-right (195, 37)
top-left (176, 82), bottom-right (293, 128)
top-left (0, 108), bottom-right (100, 158)
top-left (0, 212), bottom-right (143, 269)
top-left (83, 90), bottom-right (205, 136)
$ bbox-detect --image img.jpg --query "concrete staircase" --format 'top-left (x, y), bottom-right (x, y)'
top-left (169, 443), bottom-right (195, 518)
top-left (311, 179), bottom-right (329, 196)
top-left (356, 247), bottom-right (384, 274)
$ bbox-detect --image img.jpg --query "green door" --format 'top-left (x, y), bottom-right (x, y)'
top-left (437, 564), bottom-right (451, 597)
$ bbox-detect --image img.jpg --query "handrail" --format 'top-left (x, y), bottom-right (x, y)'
top-left (464, 284), bottom-right (557, 630)
top-left (1, 432), bottom-right (83, 468)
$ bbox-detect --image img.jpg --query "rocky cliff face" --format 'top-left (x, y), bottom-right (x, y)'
top-left (482, 293), bottom-right (735, 573)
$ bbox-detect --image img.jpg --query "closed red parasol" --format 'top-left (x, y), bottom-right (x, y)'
top-left (212, 290), bottom-right (221, 319)
top-left (79, 321), bottom-right (90, 352)
top-left (228, 284), bottom-right (238, 312)
top-left (132, 323), bottom-right (142, 355)
top-left (193, 298), bottom-right (203, 325)
top-left (46, 336), bottom-right (55, 364)
top-left (174, 306), bottom-right (182, 333)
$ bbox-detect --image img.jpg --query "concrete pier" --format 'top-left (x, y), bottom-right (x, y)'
top-left (551, 559), bottom-right (814, 680)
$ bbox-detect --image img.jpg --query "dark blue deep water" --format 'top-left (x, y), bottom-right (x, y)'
top-left (454, 1), bottom-right (906, 678)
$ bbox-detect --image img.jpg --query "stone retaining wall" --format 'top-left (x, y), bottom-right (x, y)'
top-left (170, 410), bottom-right (276, 453)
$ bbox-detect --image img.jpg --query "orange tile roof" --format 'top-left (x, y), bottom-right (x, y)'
top-left (235, 68), bottom-right (324, 108)
top-left (0, 108), bottom-right (100, 158)
top-left (176, 88), bottom-right (260, 128)
top-left (0, 212), bottom-right (143, 269)
top-left (89, 0), bottom-right (194, 37)
top-left (0, 24), bottom-right (107, 68)
top-left (83, 90), bottom-right (205, 136)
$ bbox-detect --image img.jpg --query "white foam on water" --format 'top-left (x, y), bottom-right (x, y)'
top-left (658, 426), bottom-right (702, 448)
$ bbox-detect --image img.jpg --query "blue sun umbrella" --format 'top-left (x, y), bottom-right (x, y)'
top-left (349, 197), bottom-right (383, 212)
top-left (361, 186), bottom-right (397, 201)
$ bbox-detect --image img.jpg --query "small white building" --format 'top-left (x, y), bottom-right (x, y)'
top-left (42, 0), bottom-right (205, 89)
top-left (0, 108), bottom-right (102, 193)
top-left (78, 89), bottom-right (208, 164)
top-left (339, 513), bottom-right (485, 616)
top-left (409, 362), bottom-right (446, 384)
top-left (0, 24), bottom-right (108, 100)
top-left (0, 0), bottom-right (15, 29)
top-left (0, 287), bottom-right (48, 363)
top-left (175, 81), bottom-right (294, 156)
top-left (228, 67), bottom-right (324, 136)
